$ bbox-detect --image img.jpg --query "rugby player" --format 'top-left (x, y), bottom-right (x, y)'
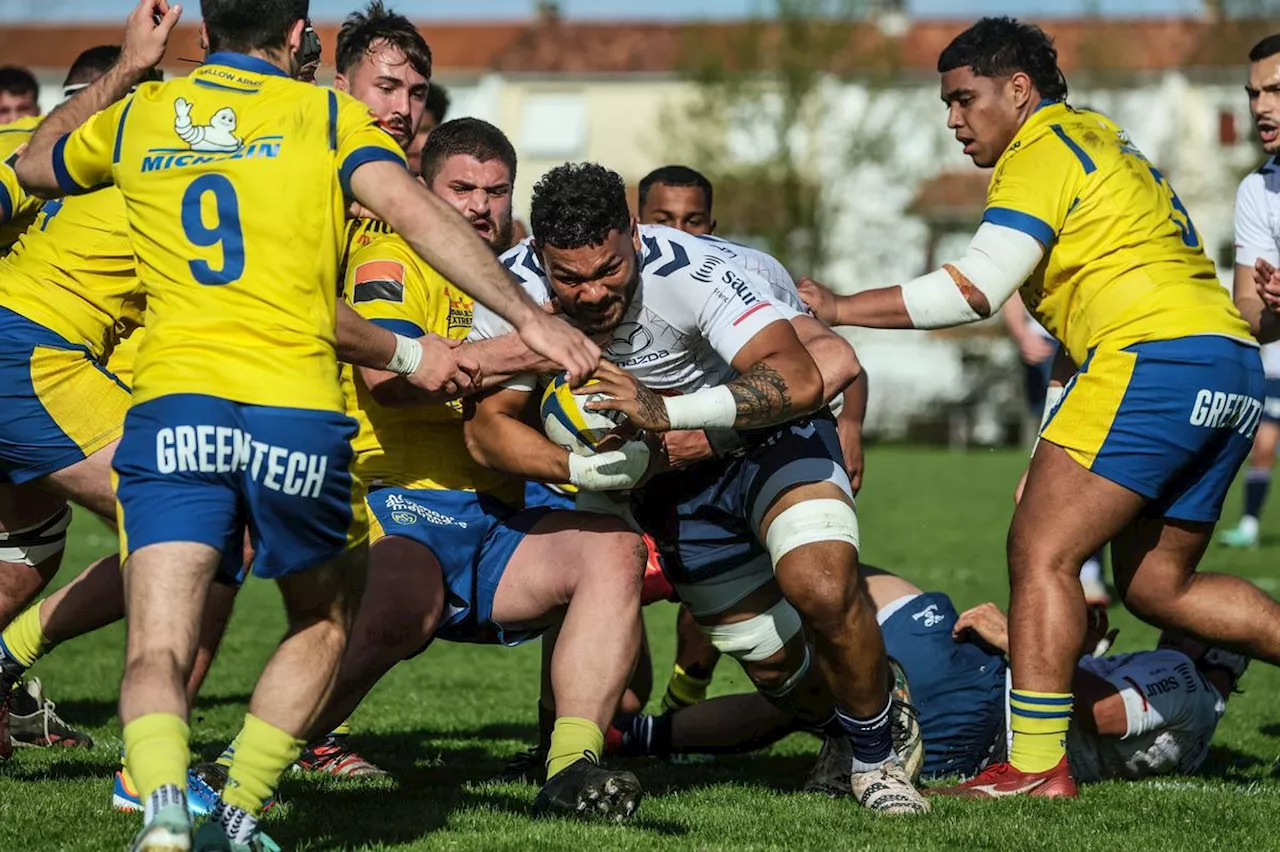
top-left (467, 163), bottom-right (929, 814)
top-left (405, 81), bottom-right (448, 174)
top-left (1224, 35), bottom-right (1280, 548)
top-left (17, 3), bottom-right (595, 850)
top-left (0, 67), bottom-right (40, 125)
top-left (633, 165), bottom-right (870, 716)
top-left (0, 5), bottom-right (458, 785)
top-left (797, 17), bottom-right (1280, 798)
top-left (616, 568), bottom-right (1248, 789)
top-left (298, 118), bottom-right (650, 820)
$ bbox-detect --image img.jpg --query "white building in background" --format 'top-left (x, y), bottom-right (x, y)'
top-left (1, 14), bottom-right (1268, 441)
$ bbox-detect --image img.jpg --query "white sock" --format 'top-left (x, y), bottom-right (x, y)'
top-left (143, 784), bottom-right (186, 825)
top-left (1240, 515), bottom-right (1260, 538)
top-left (215, 800), bottom-right (259, 845)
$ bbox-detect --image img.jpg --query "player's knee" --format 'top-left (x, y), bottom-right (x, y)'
top-left (701, 599), bottom-right (804, 671)
top-left (579, 523), bottom-right (648, 591)
top-left (775, 551), bottom-right (860, 633)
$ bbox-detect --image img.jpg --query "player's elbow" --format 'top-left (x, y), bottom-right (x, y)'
top-left (14, 156), bottom-right (57, 199)
top-left (462, 419), bottom-right (499, 469)
top-left (787, 354), bottom-right (825, 416)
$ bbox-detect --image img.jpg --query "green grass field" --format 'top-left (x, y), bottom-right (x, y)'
top-left (2, 447), bottom-right (1278, 851)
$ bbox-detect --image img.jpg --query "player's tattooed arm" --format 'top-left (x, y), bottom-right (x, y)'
top-left (17, 0), bottom-right (180, 197)
top-left (725, 361), bottom-right (793, 425)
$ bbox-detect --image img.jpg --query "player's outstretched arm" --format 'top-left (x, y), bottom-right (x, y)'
top-left (16, 0), bottom-right (180, 197)
top-left (1239, 260), bottom-right (1280, 344)
top-left (465, 387), bottom-right (649, 492)
top-left (797, 224), bottom-right (1044, 330)
top-left (348, 161), bottom-right (599, 385)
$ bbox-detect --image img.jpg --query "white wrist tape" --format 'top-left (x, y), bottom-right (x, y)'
top-left (901, 222), bottom-right (1045, 329)
top-left (385, 333), bottom-right (423, 376)
top-left (567, 440), bottom-right (651, 492)
top-left (828, 391), bottom-right (845, 417)
top-left (664, 385), bottom-right (737, 430)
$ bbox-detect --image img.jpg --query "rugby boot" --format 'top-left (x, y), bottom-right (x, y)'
top-left (928, 756), bottom-right (1078, 799)
top-left (192, 821), bottom-right (281, 852)
top-left (128, 804), bottom-right (192, 852)
top-left (295, 733), bottom-right (388, 777)
top-left (9, 677), bottom-right (92, 749)
top-left (532, 753), bottom-right (642, 822)
top-left (849, 757), bottom-right (931, 814)
top-left (498, 744), bottom-right (547, 784)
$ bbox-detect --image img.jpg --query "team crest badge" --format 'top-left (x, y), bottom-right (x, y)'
top-left (391, 510), bottom-right (417, 526)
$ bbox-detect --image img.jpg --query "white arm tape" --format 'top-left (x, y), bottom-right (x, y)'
top-left (901, 223), bottom-right (1046, 329)
top-left (385, 333), bottom-right (423, 376)
top-left (664, 385), bottom-right (737, 430)
top-left (828, 391), bottom-right (845, 417)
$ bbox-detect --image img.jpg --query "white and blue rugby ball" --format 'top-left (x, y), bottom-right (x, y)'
top-left (540, 372), bottom-right (629, 455)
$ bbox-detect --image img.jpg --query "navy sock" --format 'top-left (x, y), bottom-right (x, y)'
top-left (835, 699), bottom-right (892, 773)
top-left (1245, 469), bottom-right (1271, 521)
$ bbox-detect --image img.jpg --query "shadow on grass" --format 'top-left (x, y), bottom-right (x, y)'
top-left (272, 730), bottom-right (688, 847)
top-left (1194, 744), bottom-right (1270, 781)
top-left (1260, 722), bottom-right (1280, 739)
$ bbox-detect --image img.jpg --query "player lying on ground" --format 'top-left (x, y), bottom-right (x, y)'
top-left (16, 3), bottom-right (598, 851)
top-left (613, 567), bottom-right (1248, 790)
top-left (465, 162), bottom-right (929, 814)
top-left (796, 16), bottom-right (1280, 799)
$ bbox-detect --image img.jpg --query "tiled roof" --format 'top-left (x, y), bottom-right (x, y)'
top-left (908, 169), bottom-right (991, 220)
top-left (0, 17), bottom-right (1272, 76)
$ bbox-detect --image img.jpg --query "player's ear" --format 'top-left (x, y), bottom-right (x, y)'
top-left (198, 23), bottom-right (210, 55)
top-left (333, 72), bottom-right (350, 93)
top-left (629, 217), bottom-right (641, 252)
top-left (286, 17), bottom-right (307, 54)
top-left (709, 217), bottom-right (717, 235)
top-left (1009, 70), bottom-right (1034, 110)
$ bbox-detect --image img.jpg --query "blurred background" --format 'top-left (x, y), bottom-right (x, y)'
top-left (2, 0), bottom-right (1277, 445)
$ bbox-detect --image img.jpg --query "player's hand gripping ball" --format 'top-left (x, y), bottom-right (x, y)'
top-left (541, 372), bottom-right (633, 455)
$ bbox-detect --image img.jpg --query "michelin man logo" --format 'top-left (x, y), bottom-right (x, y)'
top-left (174, 98), bottom-right (243, 153)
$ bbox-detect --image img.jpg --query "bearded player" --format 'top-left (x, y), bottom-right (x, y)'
top-left (467, 163), bottom-right (927, 814)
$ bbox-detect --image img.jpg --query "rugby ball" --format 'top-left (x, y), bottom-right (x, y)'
top-left (540, 372), bottom-right (629, 455)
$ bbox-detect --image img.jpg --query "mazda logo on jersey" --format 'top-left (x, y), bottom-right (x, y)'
top-left (604, 322), bottom-right (653, 358)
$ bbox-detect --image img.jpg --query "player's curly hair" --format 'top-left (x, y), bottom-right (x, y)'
top-left (530, 163), bottom-right (631, 249)
top-left (202, 0), bottom-right (308, 55)
top-left (938, 16), bottom-right (1068, 103)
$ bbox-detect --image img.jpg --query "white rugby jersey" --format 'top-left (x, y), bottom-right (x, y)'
top-left (1065, 649), bottom-right (1225, 783)
top-left (1237, 159), bottom-right (1280, 379)
top-left (469, 225), bottom-right (803, 393)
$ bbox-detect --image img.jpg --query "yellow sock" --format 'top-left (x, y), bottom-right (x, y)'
top-left (215, 731), bottom-right (243, 768)
top-left (123, 713), bottom-right (190, 805)
top-left (0, 603), bottom-right (50, 668)
top-left (662, 664), bottom-right (712, 712)
top-left (330, 717), bottom-right (353, 737)
top-left (1009, 689), bottom-right (1072, 773)
top-left (221, 714), bottom-right (305, 819)
top-left (545, 716), bottom-right (604, 780)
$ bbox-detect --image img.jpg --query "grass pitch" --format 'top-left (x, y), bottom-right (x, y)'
top-left (2, 447), bottom-right (1278, 850)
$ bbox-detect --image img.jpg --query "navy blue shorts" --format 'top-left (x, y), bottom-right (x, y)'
top-left (632, 414), bottom-right (850, 586)
top-left (114, 394), bottom-right (367, 581)
top-left (880, 592), bottom-right (1007, 779)
top-left (524, 481), bottom-right (575, 511)
top-left (367, 486), bottom-right (553, 646)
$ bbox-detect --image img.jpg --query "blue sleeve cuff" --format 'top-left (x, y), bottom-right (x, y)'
top-left (0, 181), bottom-right (12, 224)
top-left (369, 318), bottom-right (426, 339)
top-left (982, 207), bottom-right (1056, 247)
top-left (51, 135), bottom-right (93, 196)
top-left (339, 146), bottom-right (405, 199)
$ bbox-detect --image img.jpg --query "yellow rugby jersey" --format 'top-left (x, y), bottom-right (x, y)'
top-left (0, 116), bottom-right (45, 252)
top-left (984, 102), bottom-right (1252, 366)
top-left (342, 231), bottom-right (521, 505)
top-left (107, 327), bottom-right (143, 388)
top-left (51, 52), bottom-right (406, 411)
top-left (0, 186), bottom-right (143, 361)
